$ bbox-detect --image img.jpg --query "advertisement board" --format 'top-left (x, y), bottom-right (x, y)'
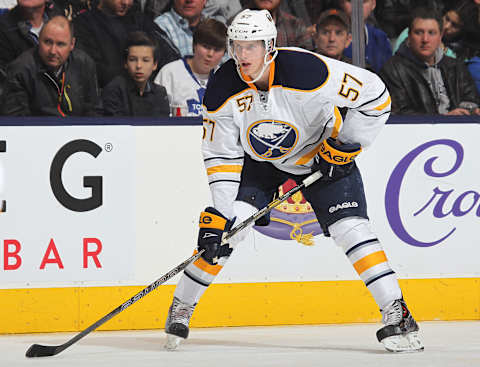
top-left (1, 122), bottom-right (479, 286)
top-left (0, 126), bottom-right (135, 285)
top-left (1, 118), bottom-right (479, 332)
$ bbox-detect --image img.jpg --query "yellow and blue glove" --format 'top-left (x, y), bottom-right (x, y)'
top-left (198, 207), bottom-right (235, 265)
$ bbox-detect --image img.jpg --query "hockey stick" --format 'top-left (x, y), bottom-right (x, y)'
top-left (25, 170), bottom-right (323, 358)
top-left (25, 251), bottom-right (203, 358)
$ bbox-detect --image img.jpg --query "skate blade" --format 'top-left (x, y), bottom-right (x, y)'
top-left (381, 331), bottom-right (424, 353)
top-left (164, 334), bottom-right (184, 351)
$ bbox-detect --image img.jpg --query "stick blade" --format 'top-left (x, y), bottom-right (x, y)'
top-left (25, 344), bottom-right (59, 358)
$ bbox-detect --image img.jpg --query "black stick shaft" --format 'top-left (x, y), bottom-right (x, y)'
top-left (68, 251), bottom-right (202, 349)
top-left (25, 251), bottom-right (203, 357)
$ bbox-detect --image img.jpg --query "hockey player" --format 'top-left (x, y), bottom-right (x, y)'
top-left (164, 9), bottom-right (424, 353)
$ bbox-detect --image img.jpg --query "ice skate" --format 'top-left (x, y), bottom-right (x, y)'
top-left (164, 297), bottom-right (196, 351)
top-left (376, 299), bottom-right (424, 352)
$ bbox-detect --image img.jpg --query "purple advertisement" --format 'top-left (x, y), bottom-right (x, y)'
top-left (254, 179), bottom-right (322, 245)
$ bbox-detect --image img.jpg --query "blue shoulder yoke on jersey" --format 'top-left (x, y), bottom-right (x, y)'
top-left (203, 49), bottom-right (330, 112)
top-left (203, 59), bottom-right (245, 112)
top-left (272, 49), bottom-right (329, 90)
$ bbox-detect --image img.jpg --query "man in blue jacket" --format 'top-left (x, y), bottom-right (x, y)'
top-left (339, 0), bottom-right (392, 73)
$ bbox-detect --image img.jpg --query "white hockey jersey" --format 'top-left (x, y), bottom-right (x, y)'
top-left (155, 57), bottom-right (213, 116)
top-left (201, 47), bottom-right (391, 217)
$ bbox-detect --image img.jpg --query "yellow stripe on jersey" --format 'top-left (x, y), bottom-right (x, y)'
top-left (295, 141), bottom-right (322, 165)
top-left (353, 251), bottom-right (387, 274)
top-left (374, 96), bottom-right (391, 111)
top-left (206, 165), bottom-right (243, 175)
top-left (241, 70), bottom-right (256, 92)
top-left (192, 250), bottom-right (223, 276)
top-left (331, 106), bottom-right (342, 139)
top-left (295, 106), bottom-right (343, 165)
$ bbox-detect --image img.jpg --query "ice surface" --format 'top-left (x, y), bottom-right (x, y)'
top-left (2, 321), bottom-right (479, 367)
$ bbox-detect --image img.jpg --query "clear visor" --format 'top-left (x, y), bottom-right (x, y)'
top-left (228, 39), bottom-right (266, 60)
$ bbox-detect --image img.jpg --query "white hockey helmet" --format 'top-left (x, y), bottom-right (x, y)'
top-left (227, 9), bottom-right (278, 83)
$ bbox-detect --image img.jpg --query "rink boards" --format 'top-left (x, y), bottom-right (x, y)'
top-left (0, 117), bottom-right (479, 333)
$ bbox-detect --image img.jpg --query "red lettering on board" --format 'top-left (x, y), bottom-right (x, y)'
top-left (39, 238), bottom-right (64, 269)
top-left (83, 238), bottom-right (102, 268)
top-left (4, 239), bottom-right (22, 270)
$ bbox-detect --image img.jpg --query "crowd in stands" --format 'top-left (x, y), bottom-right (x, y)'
top-left (0, 0), bottom-right (478, 117)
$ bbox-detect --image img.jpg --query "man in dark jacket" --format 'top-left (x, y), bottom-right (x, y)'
top-left (73, 0), bottom-right (180, 89)
top-left (1, 15), bottom-right (99, 116)
top-left (379, 7), bottom-right (480, 115)
top-left (0, 0), bottom-right (62, 75)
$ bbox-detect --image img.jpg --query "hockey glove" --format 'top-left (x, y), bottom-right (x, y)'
top-left (198, 207), bottom-right (235, 265)
top-left (313, 137), bottom-right (362, 182)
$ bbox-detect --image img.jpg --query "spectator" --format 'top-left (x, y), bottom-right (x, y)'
top-left (244, 0), bottom-right (315, 50)
top-left (155, 18), bottom-right (226, 116)
top-left (1, 15), bottom-right (99, 116)
top-left (443, 1), bottom-right (480, 57)
top-left (73, 0), bottom-right (180, 89)
top-left (202, 0), bottom-right (241, 25)
top-left (102, 31), bottom-right (170, 116)
top-left (304, 0), bottom-right (338, 26)
top-left (313, 8), bottom-right (375, 117)
top-left (154, 0), bottom-right (206, 57)
top-left (0, 0), bottom-right (62, 76)
top-left (379, 7), bottom-right (480, 115)
top-left (374, 0), bottom-right (443, 41)
top-left (143, 0), bottom-right (169, 20)
top-left (462, 29), bottom-right (480, 94)
top-left (393, 0), bottom-right (480, 58)
top-left (314, 8), bottom-right (352, 62)
top-left (339, 0), bottom-right (392, 73)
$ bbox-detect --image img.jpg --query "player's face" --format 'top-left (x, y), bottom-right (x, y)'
top-left (408, 18), bottom-right (442, 64)
top-left (192, 43), bottom-right (225, 74)
top-left (38, 22), bottom-right (75, 70)
top-left (174, 0), bottom-right (206, 19)
top-left (315, 20), bottom-right (352, 60)
top-left (342, 0), bottom-right (376, 20)
top-left (232, 40), bottom-right (266, 79)
top-left (125, 46), bottom-right (157, 85)
top-left (100, 0), bottom-right (133, 16)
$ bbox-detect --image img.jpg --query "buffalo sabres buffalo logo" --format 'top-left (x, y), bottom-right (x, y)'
top-left (247, 120), bottom-right (298, 160)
